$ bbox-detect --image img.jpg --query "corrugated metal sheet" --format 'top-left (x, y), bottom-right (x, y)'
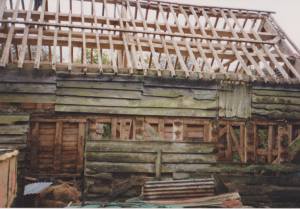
top-left (24, 182), bottom-right (52, 195)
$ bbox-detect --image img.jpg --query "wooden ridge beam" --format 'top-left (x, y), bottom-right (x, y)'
top-left (0, 19), bottom-right (276, 45)
top-left (2, 10), bottom-right (275, 39)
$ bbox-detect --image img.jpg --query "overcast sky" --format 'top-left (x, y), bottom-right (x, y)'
top-left (168, 0), bottom-right (300, 48)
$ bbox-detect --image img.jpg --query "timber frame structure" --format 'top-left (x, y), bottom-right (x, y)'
top-left (1, 0), bottom-right (300, 201)
top-left (1, 0), bottom-right (300, 83)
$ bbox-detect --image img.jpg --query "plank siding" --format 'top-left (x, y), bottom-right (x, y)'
top-left (28, 119), bottom-right (86, 177)
top-left (1, 69), bottom-right (300, 186)
top-left (84, 137), bottom-right (216, 200)
top-left (252, 86), bottom-right (300, 119)
top-left (0, 70), bottom-right (56, 113)
top-left (2, 70), bottom-right (300, 120)
top-left (219, 83), bottom-right (251, 118)
top-left (55, 77), bottom-right (218, 117)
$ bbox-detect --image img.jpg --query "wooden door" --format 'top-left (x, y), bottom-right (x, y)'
top-left (28, 118), bottom-right (86, 177)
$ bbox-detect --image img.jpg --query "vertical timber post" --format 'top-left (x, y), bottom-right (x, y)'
top-left (82, 119), bottom-right (90, 206)
top-left (155, 149), bottom-right (162, 179)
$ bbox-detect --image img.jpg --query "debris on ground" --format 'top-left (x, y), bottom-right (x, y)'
top-left (35, 181), bottom-right (81, 207)
top-left (72, 177), bottom-right (243, 208)
top-left (140, 177), bottom-right (243, 208)
top-left (142, 177), bottom-right (215, 200)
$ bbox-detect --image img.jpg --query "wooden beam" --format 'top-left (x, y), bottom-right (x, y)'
top-left (0, 0), bottom-right (21, 67)
top-left (18, 0), bottom-right (34, 69)
top-left (51, 0), bottom-right (59, 70)
top-left (33, 0), bottom-right (47, 69)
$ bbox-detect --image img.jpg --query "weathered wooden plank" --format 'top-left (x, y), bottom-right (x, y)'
top-left (252, 104), bottom-right (300, 112)
top-left (55, 105), bottom-right (217, 117)
top-left (0, 115), bottom-right (29, 125)
top-left (142, 88), bottom-right (185, 98)
top-left (77, 122), bottom-right (85, 172)
top-left (143, 79), bottom-right (217, 90)
top-left (0, 0), bottom-right (21, 67)
top-left (155, 150), bottom-right (162, 178)
top-left (252, 85), bottom-right (300, 92)
top-left (87, 185), bottom-right (111, 195)
top-left (0, 94), bottom-right (56, 103)
top-left (85, 161), bottom-right (154, 173)
top-left (86, 152), bottom-right (216, 163)
top-left (253, 89), bottom-right (300, 97)
top-left (253, 95), bottom-right (300, 105)
top-left (142, 88), bottom-right (217, 100)
top-left (0, 136), bottom-right (26, 144)
top-left (53, 121), bottom-right (62, 172)
top-left (0, 83), bottom-right (56, 94)
top-left (219, 84), bottom-right (251, 118)
top-left (0, 70), bottom-right (56, 84)
top-left (193, 91), bottom-right (217, 101)
top-left (252, 109), bottom-right (300, 119)
top-left (0, 157), bottom-right (9, 207)
top-left (56, 96), bottom-right (217, 109)
top-left (0, 125), bottom-right (28, 135)
top-left (0, 144), bottom-right (27, 149)
top-left (86, 162), bottom-right (214, 173)
top-left (57, 80), bottom-right (142, 91)
top-left (57, 88), bottom-right (141, 100)
top-left (86, 140), bottom-right (215, 154)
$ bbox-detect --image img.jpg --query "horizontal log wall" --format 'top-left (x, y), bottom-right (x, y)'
top-left (56, 77), bottom-right (219, 118)
top-left (85, 137), bottom-right (216, 200)
top-left (1, 70), bottom-right (300, 120)
top-left (0, 70), bottom-right (56, 114)
top-left (83, 116), bottom-right (300, 201)
top-left (1, 70), bottom-right (300, 189)
top-left (86, 141), bottom-right (216, 173)
top-left (252, 85), bottom-right (300, 119)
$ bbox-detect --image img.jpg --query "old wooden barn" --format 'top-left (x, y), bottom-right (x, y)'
top-left (1, 0), bottom-right (300, 204)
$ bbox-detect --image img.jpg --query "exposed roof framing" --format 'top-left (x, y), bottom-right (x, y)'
top-left (0, 0), bottom-right (299, 84)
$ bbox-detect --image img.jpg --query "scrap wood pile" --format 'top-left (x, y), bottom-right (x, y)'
top-left (70, 177), bottom-right (242, 208)
top-left (35, 182), bottom-right (81, 207)
top-left (141, 177), bottom-right (243, 208)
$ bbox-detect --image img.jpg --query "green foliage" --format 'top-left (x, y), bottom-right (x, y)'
top-left (102, 52), bottom-right (110, 65)
top-left (232, 152), bottom-right (241, 163)
top-left (74, 48), bottom-right (110, 65)
top-left (102, 123), bottom-right (112, 138)
top-left (258, 128), bottom-right (268, 149)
